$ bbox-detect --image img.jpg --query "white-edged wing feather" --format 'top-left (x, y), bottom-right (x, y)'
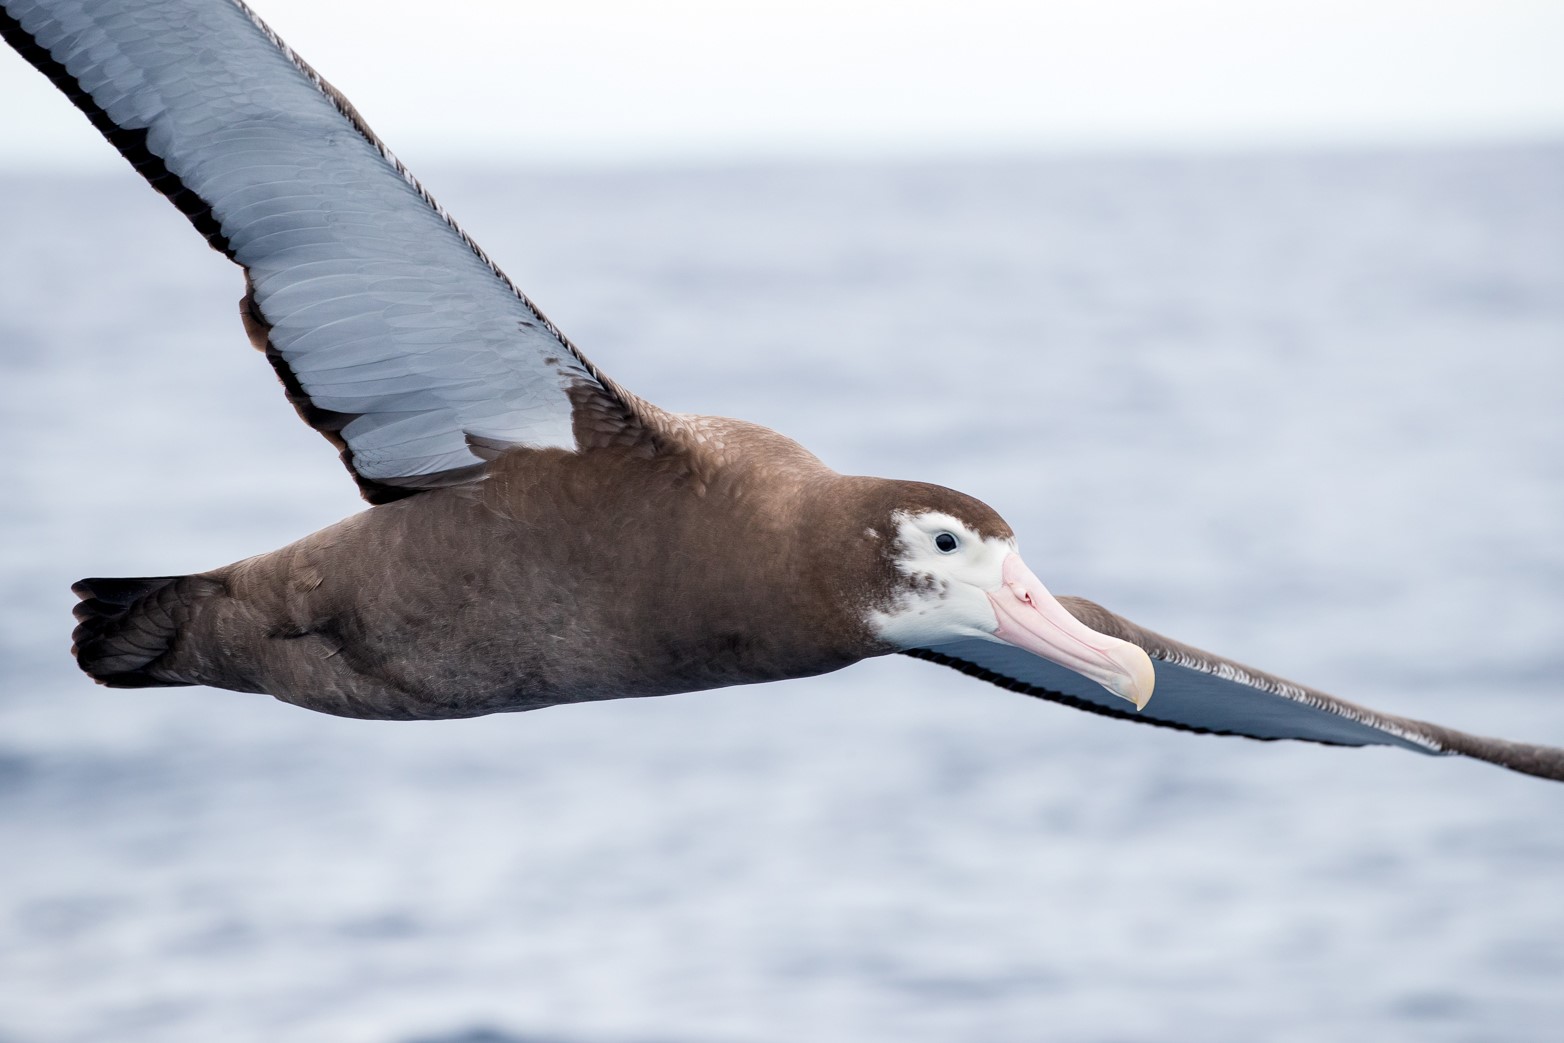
top-left (908, 596), bottom-right (1564, 782)
top-left (1, 0), bottom-right (630, 501)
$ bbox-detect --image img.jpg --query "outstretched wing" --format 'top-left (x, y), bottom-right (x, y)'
top-left (907, 596), bottom-right (1564, 782)
top-left (1, 0), bottom-right (649, 503)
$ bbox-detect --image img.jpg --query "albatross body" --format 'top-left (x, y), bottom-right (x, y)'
top-left (81, 421), bottom-right (1056, 722)
top-left (4, 0), bottom-right (1561, 780)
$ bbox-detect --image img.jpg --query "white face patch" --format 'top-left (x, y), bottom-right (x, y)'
top-left (865, 510), bottom-right (1017, 649)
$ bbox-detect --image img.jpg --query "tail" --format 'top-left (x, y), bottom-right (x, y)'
top-left (71, 576), bottom-right (199, 688)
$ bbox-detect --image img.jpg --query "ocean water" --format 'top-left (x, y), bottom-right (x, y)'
top-left (1, 143), bottom-right (1563, 1043)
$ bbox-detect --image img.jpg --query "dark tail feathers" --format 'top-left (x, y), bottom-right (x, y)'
top-left (71, 575), bottom-right (196, 688)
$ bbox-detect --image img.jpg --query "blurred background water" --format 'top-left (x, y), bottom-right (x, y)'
top-left (2, 142), bottom-right (1563, 1042)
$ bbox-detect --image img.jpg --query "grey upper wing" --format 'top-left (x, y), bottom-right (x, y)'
top-left (1, 0), bottom-right (645, 502)
top-left (906, 596), bottom-right (1564, 783)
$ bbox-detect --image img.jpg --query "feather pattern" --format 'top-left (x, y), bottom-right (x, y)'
top-left (0, 0), bottom-right (645, 502)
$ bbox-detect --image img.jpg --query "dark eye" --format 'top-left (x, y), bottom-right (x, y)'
top-left (934, 532), bottom-right (959, 553)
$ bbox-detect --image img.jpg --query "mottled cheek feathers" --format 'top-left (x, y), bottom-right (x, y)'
top-left (865, 509), bottom-right (1017, 649)
top-left (863, 505), bottom-right (1158, 708)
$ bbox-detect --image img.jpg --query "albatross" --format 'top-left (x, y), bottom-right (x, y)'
top-left (4, 0), bottom-right (1561, 782)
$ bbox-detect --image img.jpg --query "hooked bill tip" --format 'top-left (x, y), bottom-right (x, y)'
top-left (1105, 641), bottom-right (1156, 710)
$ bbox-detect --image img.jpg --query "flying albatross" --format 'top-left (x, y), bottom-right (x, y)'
top-left (4, 0), bottom-right (1561, 782)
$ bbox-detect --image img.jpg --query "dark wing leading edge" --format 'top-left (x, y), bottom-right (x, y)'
top-left (1, 0), bottom-right (651, 503)
top-left (906, 596), bottom-right (1564, 783)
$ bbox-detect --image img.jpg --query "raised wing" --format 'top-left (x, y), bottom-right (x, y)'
top-left (906, 596), bottom-right (1564, 782)
top-left (1, 0), bottom-right (648, 503)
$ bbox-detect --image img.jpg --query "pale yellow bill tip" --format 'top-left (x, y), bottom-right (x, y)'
top-left (1112, 641), bottom-right (1156, 711)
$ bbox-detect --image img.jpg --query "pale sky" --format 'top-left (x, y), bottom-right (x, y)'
top-left (3, 0), bottom-right (1562, 167)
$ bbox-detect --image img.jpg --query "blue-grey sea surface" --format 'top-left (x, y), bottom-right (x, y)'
top-left (2, 144), bottom-right (1563, 1043)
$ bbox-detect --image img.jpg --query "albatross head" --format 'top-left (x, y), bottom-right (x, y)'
top-left (862, 490), bottom-right (1155, 710)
